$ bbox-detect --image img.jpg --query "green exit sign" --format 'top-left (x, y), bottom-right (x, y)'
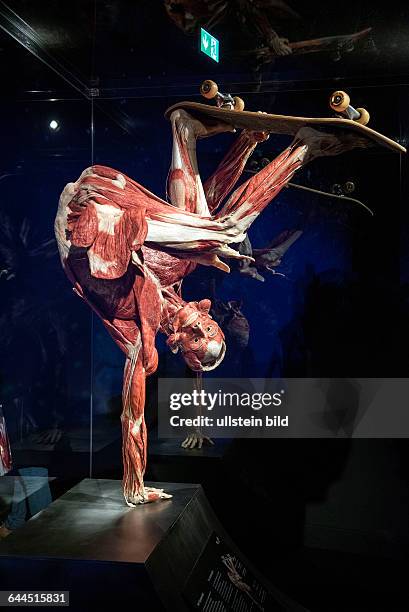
top-left (200, 28), bottom-right (219, 63)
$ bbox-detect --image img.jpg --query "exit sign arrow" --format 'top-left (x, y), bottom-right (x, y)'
top-left (200, 28), bottom-right (219, 63)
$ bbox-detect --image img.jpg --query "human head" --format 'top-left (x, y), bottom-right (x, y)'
top-left (166, 299), bottom-right (226, 372)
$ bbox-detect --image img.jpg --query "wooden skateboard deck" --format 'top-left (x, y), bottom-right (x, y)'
top-left (289, 27), bottom-right (372, 55)
top-left (240, 28), bottom-right (372, 61)
top-left (165, 102), bottom-right (406, 154)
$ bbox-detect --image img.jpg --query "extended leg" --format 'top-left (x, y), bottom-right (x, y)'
top-left (144, 141), bottom-right (307, 272)
top-left (167, 109), bottom-right (235, 216)
top-left (167, 110), bottom-right (212, 216)
top-left (209, 125), bottom-right (369, 222)
top-left (204, 131), bottom-right (264, 213)
top-left (215, 142), bottom-right (307, 226)
top-left (169, 108), bottom-right (268, 215)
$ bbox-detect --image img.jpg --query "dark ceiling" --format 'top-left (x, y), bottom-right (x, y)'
top-left (0, 0), bottom-right (409, 100)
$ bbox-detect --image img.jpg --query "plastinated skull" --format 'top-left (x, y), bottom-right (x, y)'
top-left (167, 299), bottom-right (226, 371)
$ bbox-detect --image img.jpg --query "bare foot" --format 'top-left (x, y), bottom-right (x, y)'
top-left (244, 114), bottom-right (270, 143)
top-left (294, 126), bottom-right (369, 162)
top-left (125, 487), bottom-right (172, 506)
top-left (170, 109), bottom-right (235, 141)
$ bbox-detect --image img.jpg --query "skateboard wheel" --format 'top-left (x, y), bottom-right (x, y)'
top-left (233, 96), bottom-right (245, 111)
top-left (329, 90), bottom-right (350, 112)
top-left (355, 108), bottom-right (370, 126)
top-left (200, 79), bottom-right (218, 99)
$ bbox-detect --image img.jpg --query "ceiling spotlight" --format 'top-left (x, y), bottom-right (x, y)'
top-left (49, 119), bottom-right (59, 131)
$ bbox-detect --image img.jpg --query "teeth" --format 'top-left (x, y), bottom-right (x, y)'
top-left (201, 341), bottom-right (226, 371)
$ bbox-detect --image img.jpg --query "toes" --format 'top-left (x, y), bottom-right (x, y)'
top-left (145, 487), bottom-right (173, 502)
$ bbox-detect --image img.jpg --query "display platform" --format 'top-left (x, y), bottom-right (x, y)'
top-left (0, 479), bottom-right (307, 611)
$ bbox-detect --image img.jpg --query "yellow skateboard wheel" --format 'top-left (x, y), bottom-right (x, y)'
top-left (233, 96), bottom-right (245, 111)
top-left (356, 108), bottom-right (370, 126)
top-left (200, 79), bottom-right (218, 99)
top-left (330, 90), bottom-right (350, 112)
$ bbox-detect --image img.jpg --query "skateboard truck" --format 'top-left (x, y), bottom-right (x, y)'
top-left (329, 90), bottom-right (370, 125)
top-left (200, 79), bottom-right (245, 111)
